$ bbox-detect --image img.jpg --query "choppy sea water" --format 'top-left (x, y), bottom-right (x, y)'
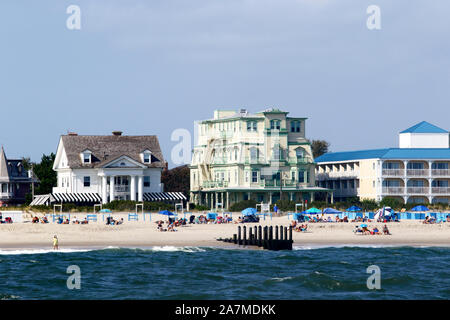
top-left (0, 246), bottom-right (449, 300)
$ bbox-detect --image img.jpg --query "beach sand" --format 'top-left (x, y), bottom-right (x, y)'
top-left (0, 212), bottom-right (449, 250)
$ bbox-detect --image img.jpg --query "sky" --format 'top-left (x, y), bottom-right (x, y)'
top-left (1, 0), bottom-right (449, 167)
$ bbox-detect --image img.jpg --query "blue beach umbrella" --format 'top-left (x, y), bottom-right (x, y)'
top-left (411, 205), bottom-right (429, 212)
top-left (99, 209), bottom-right (112, 213)
top-left (347, 205), bottom-right (362, 212)
top-left (241, 208), bottom-right (257, 216)
top-left (360, 224), bottom-right (368, 228)
top-left (322, 208), bottom-right (342, 214)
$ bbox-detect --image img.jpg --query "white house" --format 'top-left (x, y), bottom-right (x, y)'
top-left (31, 131), bottom-right (186, 205)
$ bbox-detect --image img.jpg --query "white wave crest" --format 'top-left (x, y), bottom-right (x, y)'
top-left (149, 246), bottom-right (206, 253)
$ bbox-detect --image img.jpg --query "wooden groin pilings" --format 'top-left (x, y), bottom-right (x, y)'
top-left (217, 225), bottom-right (293, 251)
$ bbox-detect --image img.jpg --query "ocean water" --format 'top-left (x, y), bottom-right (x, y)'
top-left (0, 246), bottom-right (449, 300)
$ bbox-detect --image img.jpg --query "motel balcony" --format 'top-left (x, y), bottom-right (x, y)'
top-left (407, 187), bottom-right (429, 194)
top-left (0, 192), bottom-right (14, 199)
top-left (431, 169), bottom-right (450, 177)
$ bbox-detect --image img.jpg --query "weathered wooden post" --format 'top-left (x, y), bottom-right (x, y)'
top-left (254, 226), bottom-right (258, 246)
top-left (233, 234), bottom-right (237, 244)
top-left (249, 227), bottom-right (253, 245)
top-left (243, 226), bottom-right (247, 246)
top-left (284, 227), bottom-right (288, 241)
top-left (238, 226), bottom-right (242, 245)
top-left (275, 225), bottom-right (279, 240)
top-left (280, 226), bottom-right (284, 241)
top-left (258, 226), bottom-right (262, 246)
top-left (289, 226), bottom-right (293, 241)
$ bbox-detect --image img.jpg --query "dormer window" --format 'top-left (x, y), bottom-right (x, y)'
top-left (270, 120), bottom-right (281, 130)
top-left (142, 150), bottom-right (152, 164)
top-left (81, 150), bottom-right (92, 164)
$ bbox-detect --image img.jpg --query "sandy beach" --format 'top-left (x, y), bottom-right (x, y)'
top-left (0, 212), bottom-right (449, 250)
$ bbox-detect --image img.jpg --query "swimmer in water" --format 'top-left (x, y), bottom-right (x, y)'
top-left (53, 235), bottom-right (59, 250)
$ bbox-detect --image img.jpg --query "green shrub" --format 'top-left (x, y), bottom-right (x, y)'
top-left (229, 200), bottom-right (257, 212)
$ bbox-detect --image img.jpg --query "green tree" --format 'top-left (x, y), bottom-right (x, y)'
top-left (379, 197), bottom-right (404, 210)
top-left (311, 140), bottom-right (330, 159)
top-left (33, 153), bottom-right (57, 195)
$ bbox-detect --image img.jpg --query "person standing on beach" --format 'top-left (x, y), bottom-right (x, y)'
top-left (53, 235), bottom-right (59, 250)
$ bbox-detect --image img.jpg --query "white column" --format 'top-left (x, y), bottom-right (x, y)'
top-left (138, 175), bottom-right (143, 202)
top-left (102, 176), bottom-right (108, 204)
top-left (130, 176), bottom-right (136, 201)
top-left (110, 176), bottom-right (115, 203)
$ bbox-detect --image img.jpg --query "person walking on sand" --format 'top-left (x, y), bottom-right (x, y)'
top-left (53, 235), bottom-right (59, 250)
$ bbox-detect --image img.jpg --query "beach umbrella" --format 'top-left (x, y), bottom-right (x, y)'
top-left (241, 208), bottom-right (257, 216)
top-left (322, 208), bottom-right (342, 214)
top-left (360, 224), bottom-right (368, 228)
top-left (99, 209), bottom-right (112, 213)
top-left (347, 205), bottom-right (362, 212)
top-left (305, 207), bottom-right (321, 214)
top-left (411, 205), bottom-right (429, 212)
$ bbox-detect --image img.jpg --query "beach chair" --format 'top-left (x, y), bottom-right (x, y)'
top-left (368, 212), bottom-right (375, 219)
top-left (406, 213), bottom-right (412, 220)
top-left (128, 213), bottom-right (138, 221)
top-left (143, 212), bottom-right (152, 221)
top-left (86, 214), bottom-right (97, 222)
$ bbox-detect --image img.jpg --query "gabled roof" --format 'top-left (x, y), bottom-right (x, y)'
top-left (315, 148), bottom-right (450, 162)
top-left (60, 135), bottom-right (166, 169)
top-left (0, 147), bottom-right (9, 180)
top-left (400, 121), bottom-right (448, 134)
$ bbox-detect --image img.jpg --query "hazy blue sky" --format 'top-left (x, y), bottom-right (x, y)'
top-left (1, 0), bottom-right (449, 167)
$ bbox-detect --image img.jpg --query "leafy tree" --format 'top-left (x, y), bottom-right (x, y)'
top-left (379, 197), bottom-right (404, 210)
top-left (33, 153), bottom-right (57, 195)
top-left (311, 140), bottom-right (330, 158)
top-left (161, 165), bottom-right (190, 197)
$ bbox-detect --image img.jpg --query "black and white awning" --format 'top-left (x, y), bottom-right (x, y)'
top-left (143, 192), bottom-right (187, 202)
top-left (30, 194), bottom-right (51, 206)
top-left (30, 193), bottom-right (102, 205)
top-left (51, 193), bottom-right (102, 203)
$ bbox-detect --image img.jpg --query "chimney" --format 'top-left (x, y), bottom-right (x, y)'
top-left (112, 131), bottom-right (123, 136)
top-left (68, 132), bottom-right (78, 136)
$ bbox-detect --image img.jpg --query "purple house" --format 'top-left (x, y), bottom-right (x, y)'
top-left (0, 147), bottom-right (36, 205)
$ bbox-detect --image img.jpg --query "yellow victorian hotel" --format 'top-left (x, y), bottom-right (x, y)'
top-left (189, 108), bottom-right (331, 209)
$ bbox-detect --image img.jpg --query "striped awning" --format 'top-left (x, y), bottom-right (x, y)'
top-left (51, 193), bottom-right (102, 203)
top-left (30, 194), bottom-right (51, 206)
top-left (143, 192), bottom-right (187, 202)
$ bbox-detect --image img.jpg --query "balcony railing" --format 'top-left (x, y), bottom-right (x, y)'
top-left (202, 181), bottom-right (229, 189)
top-left (406, 169), bottom-right (428, 176)
top-left (115, 186), bottom-right (130, 193)
top-left (244, 157), bottom-right (266, 165)
top-left (0, 192), bottom-right (14, 199)
top-left (382, 169), bottom-right (404, 176)
top-left (288, 157), bottom-right (311, 165)
top-left (431, 169), bottom-right (450, 176)
top-left (382, 187), bottom-right (405, 194)
top-left (431, 187), bottom-right (450, 194)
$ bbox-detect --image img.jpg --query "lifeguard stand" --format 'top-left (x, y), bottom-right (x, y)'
top-left (256, 203), bottom-right (271, 220)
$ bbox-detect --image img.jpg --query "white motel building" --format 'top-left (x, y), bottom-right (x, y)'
top-left (315, 121), bottom-right (450, 204)
top-left (189, 108), bottom-right (331, 209)
top-left (31, 131), bottom-right (186, 205)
